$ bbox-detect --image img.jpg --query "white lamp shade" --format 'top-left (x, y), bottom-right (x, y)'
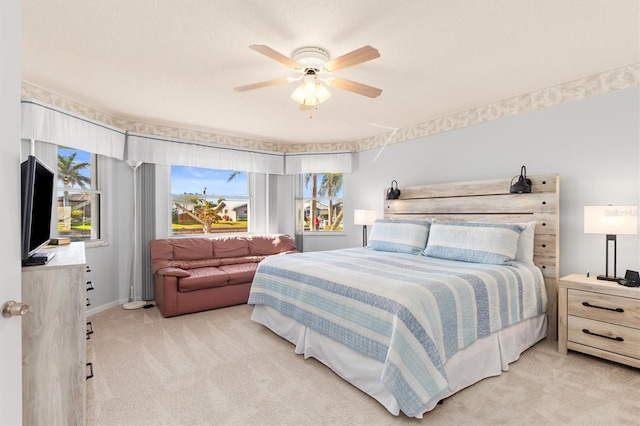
top-left (584, 205), bottom-right (638, 235)
top-left (354, 209), bottom-right (377, 226)
top-left (290, 79), bottom-right (332, 106)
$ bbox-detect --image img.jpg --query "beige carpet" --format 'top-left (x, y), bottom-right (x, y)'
top-left (86, 304), bottom-right (640, 426)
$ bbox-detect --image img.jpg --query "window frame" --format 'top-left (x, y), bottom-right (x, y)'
top-left (56, 148), bottom-right (103, 243)
top-left (297, 172), bottom-right (345, 235)
top-left (169, 165), bottom-right (252, 237)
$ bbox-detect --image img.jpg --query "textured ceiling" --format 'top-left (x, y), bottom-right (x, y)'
top-left (21, 0), bottom-right (640, 146)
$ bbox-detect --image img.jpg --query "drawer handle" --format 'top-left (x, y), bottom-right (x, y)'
top-left (582, 328), bottom-right (624, 342)
top-left (582, 302), bottom-right (623, 313)
top-left (86, 321), bottom-right (94, 340)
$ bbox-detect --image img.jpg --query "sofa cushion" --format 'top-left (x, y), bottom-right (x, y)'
top-left (249, 234), bottom-right (298, 256)
top-left (213, 236), bottom-right (250, 258)
top-left (178, 267), bottom-right (229, 292)
top-left (218, 263), bottom-right (258, 285)
top-left (150, 239), bottom-right (175, 273)
top-left (173, 238), bottom-right (214, 261)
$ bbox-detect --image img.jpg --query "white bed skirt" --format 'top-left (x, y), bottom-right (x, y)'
top-left (251, 305), bottom-right (547, 418)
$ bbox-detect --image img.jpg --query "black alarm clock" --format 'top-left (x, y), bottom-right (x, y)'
top-left (618, 269), bottom-right (640, 287)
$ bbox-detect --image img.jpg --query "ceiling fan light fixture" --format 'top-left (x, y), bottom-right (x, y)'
top-left (290, 78), bottom-right (331, 106)
top-left (236, 44), bottom-right (381, 112)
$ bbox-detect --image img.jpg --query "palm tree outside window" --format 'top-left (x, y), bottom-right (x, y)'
top-left (300, 173), bottom-right (344, 232)
top-left (57, 147), bottom-right (102, 241)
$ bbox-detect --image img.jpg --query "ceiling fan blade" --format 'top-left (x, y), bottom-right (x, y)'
top-left (249, 44), bottom-right (301, 69)
top-left (328, 78), bottom-right (382, 98)
top-left (234, 77), bottom-right (293, 92)
top-left (323, 46), bottom-right (380, 72)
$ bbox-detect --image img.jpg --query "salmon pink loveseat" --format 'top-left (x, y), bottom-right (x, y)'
top-left (150, 234), bottom-right (297, 317)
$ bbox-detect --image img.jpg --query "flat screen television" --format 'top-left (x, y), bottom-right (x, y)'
top-left (21, 155), bottom-right (56, 266)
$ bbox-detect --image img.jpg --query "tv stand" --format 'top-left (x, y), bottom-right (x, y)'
top-left (22, 251), bottom-right (56, 266)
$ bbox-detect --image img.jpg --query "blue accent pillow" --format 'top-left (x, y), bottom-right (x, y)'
top-left (423, 220), bottom-right (524, 265)
top-left (367, 219), bottom-right (431, 255)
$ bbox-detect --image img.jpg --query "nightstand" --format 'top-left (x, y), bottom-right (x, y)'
top-left (558, 274), bottom-right (640, 368)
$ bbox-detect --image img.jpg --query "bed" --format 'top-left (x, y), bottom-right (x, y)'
top-left (248, 174), bottom-right (559, 418)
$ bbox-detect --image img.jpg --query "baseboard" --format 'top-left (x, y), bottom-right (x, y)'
top-left (87, 298), bottom-right (128, 317)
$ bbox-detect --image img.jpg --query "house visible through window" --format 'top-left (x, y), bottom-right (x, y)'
top-left (170, 166), bottom-right (249, 236)
top-left (57, 147), bottom-right (101, 242)
top-left (300, 173), bottom-right (344, 232)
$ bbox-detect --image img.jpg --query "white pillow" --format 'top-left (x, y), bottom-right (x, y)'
top-left (423, 220), bottom-right (523, 265)
top-left (515, 221), bottom-right (536, 264)
top-left (367, 219), bottom-right (430, 255)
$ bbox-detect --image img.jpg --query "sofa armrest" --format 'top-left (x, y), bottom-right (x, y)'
top-left (157, 267), bottom-right (191, 277)
top-left (154, 274), bottom-right (180, 317)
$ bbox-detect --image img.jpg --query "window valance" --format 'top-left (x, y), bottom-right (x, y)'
top-left (21, 98), bottom-right (126, 159)
top-left (21, 98), bottom-right (352, 175)
top-left (125, 132), bottom-right (285, 175)
top-left (284, 152), bottom-right (352, 175)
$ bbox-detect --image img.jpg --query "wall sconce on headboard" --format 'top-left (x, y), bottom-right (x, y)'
top-left (509, 165), bottom-right (532, 193)
top-left (386, 180), bottom-right (401, 200)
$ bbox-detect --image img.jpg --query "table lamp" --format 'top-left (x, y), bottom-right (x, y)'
top-left (584, 205), bottom-right (638, 281)
top-left (354, 209), bottom-right (377, 246)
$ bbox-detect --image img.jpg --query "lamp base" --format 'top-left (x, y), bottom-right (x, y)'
top-left (123, 301), bottom-right (147, 310)
top-left (596, 275), bottom-right (621, 283)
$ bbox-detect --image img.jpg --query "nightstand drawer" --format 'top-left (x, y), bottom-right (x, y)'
top-left (568, 288), bottom-right (640, 328)
top-left (568, 315), bottom-right (640, 360)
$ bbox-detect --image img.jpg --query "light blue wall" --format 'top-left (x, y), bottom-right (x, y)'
top-left (302, 87), bottom-right (640, 279)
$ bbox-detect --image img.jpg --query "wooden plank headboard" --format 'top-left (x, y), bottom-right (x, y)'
top-left (383, 173), bottom-right (560, 340)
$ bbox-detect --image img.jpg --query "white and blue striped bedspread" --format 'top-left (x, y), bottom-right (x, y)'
top-left (248, 248), bottom-right (546, 417)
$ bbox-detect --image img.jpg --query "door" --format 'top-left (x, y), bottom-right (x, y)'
top-left (0, 1), bottom-right (24, 423)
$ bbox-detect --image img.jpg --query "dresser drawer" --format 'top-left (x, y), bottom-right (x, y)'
top-left (568, 315), bottom-right (640, 360)
top-left (568, 288), bottom-right (640, 328)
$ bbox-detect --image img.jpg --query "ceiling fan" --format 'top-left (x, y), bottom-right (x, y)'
top-left (234, 44), bottom-right (382, 113)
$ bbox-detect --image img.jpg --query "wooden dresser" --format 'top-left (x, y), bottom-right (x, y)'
top-left (21, 242), bottom-right (87, 425)
top-left (558, 273), bottom-right (640, 368)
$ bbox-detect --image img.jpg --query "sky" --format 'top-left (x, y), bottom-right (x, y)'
top-left (171, 165), bottom-right (247, 197)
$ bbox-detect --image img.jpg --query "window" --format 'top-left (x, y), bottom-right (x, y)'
top-left (299, 173), bottom-right (344, 232)
top-left (170, 166), bottom-right (249, 236)
top-left (57, 147), bottom-right (101, 242)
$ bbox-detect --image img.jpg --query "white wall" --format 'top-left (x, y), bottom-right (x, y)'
top-left (304, 87), bottom-right (640, 278)
top-left (86, 157), bottom-right (135, 313)
top-left (1, 1), bottom-right (24, 421)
